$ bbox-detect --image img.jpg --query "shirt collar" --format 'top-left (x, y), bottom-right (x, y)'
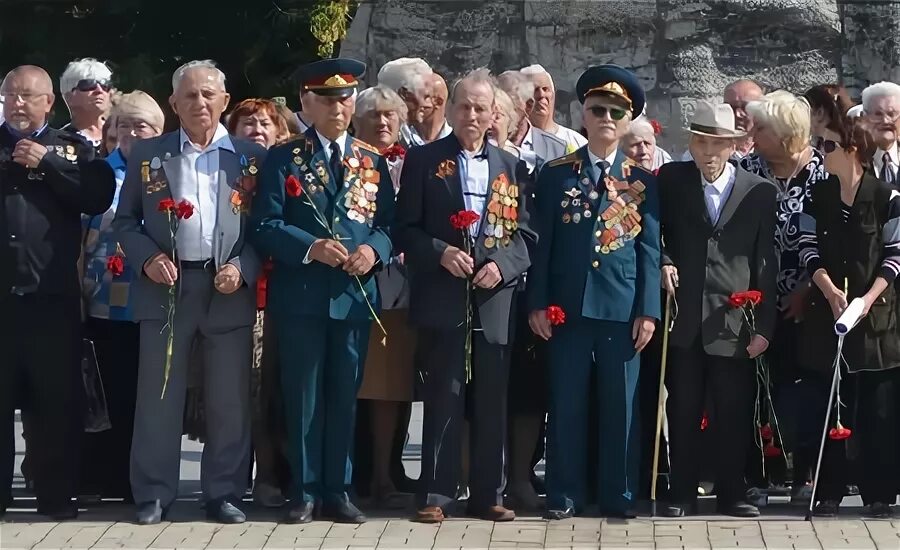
top-left (876, 142), bottom-right (899, 165)
top-left (107, 147), bottom-right (127, 170)
top-left (315, 129), bottom-right (348, 158)
top-left (586, 146), bottom-right (618, 170)
top-left (702, 162), bottom-right (735, 193)
top-left (179, 123), bottom-right (233, 153)
top-left (522, 121), bottom-right (535, 150)
top-left (2, 121), bottom-right (48, 142)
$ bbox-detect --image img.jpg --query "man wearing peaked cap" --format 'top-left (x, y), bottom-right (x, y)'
top-left (527, 64), bottom-right (660, 519)
top-left (249, 57), bottom-right (394, 525)
top-left (656, 101), bottom-right (777, 518)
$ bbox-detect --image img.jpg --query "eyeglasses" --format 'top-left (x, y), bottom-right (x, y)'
top-left (587, 105), bottom-right (627, 121)
top-left (814, 137), bottom-right (841, 154)
top-left (0, 91), bottom-right (50, 104)
top-left (73, 79), bottom-right (111, 92)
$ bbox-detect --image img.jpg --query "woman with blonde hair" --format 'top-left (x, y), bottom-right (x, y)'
top-left (740, 90), bottom-right (831, 503)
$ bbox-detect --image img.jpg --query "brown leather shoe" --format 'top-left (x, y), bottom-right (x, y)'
top-left (414, 506), bottom-right (445, 523)
top-left (469, 504), bottom-right (516, 522)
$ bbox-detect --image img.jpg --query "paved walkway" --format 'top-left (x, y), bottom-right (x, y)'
top-left (5, 514), bottom-right (900, 549)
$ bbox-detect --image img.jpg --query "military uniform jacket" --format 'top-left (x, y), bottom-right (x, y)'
top-left (658, 161), bottom-right (778, 358)
top-left (527, 147), bottom-right (661, 323)
top-left (393, 134), bottom-right (535, 346)
top-left (249, 128), bottom-right (394, 322)
top-left (0, 124), bottom-right (114, 296)
top-left (113, 131), bottom-right (266, 327)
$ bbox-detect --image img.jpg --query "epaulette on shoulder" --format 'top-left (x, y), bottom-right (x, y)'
top-left (547, 152), bottom-right (579, 168)
top-left (352, 138), bottom-right (380, 155)
top-left (626, 160), bottom-right (654, 179)
top-left (283, 133), bottom-right (306, 147)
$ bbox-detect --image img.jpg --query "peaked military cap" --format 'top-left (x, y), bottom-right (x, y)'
top-left (295, 58), bottom-right (366, 99)
top-left (576, 64), bottom-right (645, 118)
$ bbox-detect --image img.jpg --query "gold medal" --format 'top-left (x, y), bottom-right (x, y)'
top-left (484, 236), bottom-right (496, 248)
top-left (487, 212), bottom-right (497, 224)
top-left (562, 213), bottom-right (571, 223)
top-left (248, 165), bottom-right (258, 175)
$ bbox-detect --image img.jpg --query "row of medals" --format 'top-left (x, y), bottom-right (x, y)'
top-left (482, 180), bottom-right (519, 248)
top-left (561, 180), bottom-right (600, 224)
top-left (292, 147), bottom-right (325, 195)
top-left (343, 154), bottom-right (377, 224)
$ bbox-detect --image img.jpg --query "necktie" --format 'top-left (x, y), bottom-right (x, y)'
top-left (882, 152), bottom-right (896, 186)
top-left (596, 160), bottom-right (609, 189)
top-left (329, 141), bottom-right (343, 187)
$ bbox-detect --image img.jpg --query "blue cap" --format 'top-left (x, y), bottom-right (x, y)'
top-left (295, 58), bottom-right (366, 98)
top-left (575, 64), bottom-right (645, 117)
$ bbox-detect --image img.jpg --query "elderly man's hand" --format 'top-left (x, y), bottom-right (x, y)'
top-left (309, 239), bottom-right (350, 268)
top-left (214, 263), bottom-right (242, 294)
top-left (343, 244), bottom-right (377, 276)
top-left (12, 140), bottom-right (49, 169)
top-left (144, 253), bottom-right (178, 286)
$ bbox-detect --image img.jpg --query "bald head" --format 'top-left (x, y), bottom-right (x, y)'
top-left (1, 65), bottom-right (55, 132)
top-left (724, 79), bottom-right (764, 132)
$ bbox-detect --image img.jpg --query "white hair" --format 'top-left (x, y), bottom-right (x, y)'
top-left (353, 85), bottom-right (408, 123)
top-left (626, 115), bottom-right (656, 139)
top-left (377, 57), bottom-right (432, 95)
top-left (520, 64), bottom-right (554, 92)
top-left (496, 70), bottom-right (534, 106)
top-left (493, 88), bottom-right (520, 135)
top-left (60, 58), bottom-right (112, 93)
top-left (746, 90), bottom-right (811, 155)
top-left (450, 67), bottom-right (496, 105)
top-left (847, 104), bottom-right (864, 118)
top-left (172, 60), bottom-right (226, 92)
top-left (861, 81), bottom-right (900, 114)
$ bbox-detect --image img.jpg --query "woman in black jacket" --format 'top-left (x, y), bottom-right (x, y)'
top-left (799, 114), bottom-right (900, 517)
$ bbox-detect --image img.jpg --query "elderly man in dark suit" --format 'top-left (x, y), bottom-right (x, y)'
top-left (658, 101), bottom-right (778, 518)
top-left (395, 68), bottom-right (534, 523)
top-left (114, 60), bottom-right (265, 525)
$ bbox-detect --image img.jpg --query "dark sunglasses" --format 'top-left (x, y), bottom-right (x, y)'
top-left (73, 79), bottom-right (111, 92)
top-left (587, 105), bottom-right (627, 121)
top-left (814, 137), bottom-right (840, 154)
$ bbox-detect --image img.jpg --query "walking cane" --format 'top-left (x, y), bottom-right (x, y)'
top-left (650, 292), bottom-right (673, 517)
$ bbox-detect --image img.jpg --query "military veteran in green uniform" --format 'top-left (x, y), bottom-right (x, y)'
top-left (527, 65), bottom-right (661, 519)
top-left (249, 58), bottom-right (394, 525)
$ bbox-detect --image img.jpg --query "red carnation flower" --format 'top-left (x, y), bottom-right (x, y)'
top-left (764, 442), bottom-right (782, 458)
top-left (450, 210), bottom-right (480, 230)
top-left (157, 198), bottom-right (176, 212)
top-left (650, 119), bottom-right (662, 135)
top-left (546, 305), bottom-right (566, 326)
top-left (175, 199), bottom-right (194, 220)
top-left (285, 174), bottom-right (302, 198)
top-left (700, 412), bottom-right (709, 431)
top-left (382, 143), bottom-right (406, 162)
top-left (759, 423), bottom-right (773, 441)
top-left (106, 255), bottom-right (124, 277)
top-left (729, 290), bottom-right (764, 308)
top-left (828, 422), bottom-right (852, 441)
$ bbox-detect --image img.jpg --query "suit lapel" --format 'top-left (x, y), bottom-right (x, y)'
top-left (214, 142), bottom-right (243, 266)
top-left (714, 165), bottom-right (751, 229)
top-left (303, 128), bottom-right (335, 195)
top-left (686, 164), bottom-right (713, 227)
top-left (156, 132), bottom-right (182, 201)
top-left (442, 138), bottom-right (465, 211)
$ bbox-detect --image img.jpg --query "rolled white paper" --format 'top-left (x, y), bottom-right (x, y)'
top-left (835, 297), bottom-right (866, 335)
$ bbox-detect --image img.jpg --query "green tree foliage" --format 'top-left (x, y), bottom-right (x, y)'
top-left (0, 0), bottom-right (355, 127)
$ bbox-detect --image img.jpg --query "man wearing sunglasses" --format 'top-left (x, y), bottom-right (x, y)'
top-left (527, 64), bottom-right (660, 520)
top-left (60, 58), bottom-right (114, 156)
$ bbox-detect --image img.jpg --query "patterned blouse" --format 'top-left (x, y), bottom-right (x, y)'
top-left (740, 149), bottom-right (829, 306)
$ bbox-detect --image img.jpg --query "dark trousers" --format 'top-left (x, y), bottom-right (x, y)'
top-left (417, 327), bottom-right (510, 511)
top-left (79, 317), bottom-right (139, 499)
top-left (545, 319), bottom-right (640, 514)
top-left (276, 316), bottom-right (370, 505)
top-left (0, 294), bottom-right (83, 508)
top-left (667, 337), bottom-right (755, 506)
top-left (856, 368), bottom-right (900, 504)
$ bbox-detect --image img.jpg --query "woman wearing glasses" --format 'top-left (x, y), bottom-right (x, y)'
top-left (60, 58), bottom-right (114, 156)
top-left (797, 113), bottom-right (900, 517)
top-left (80, 90), bottom-right (165, 501)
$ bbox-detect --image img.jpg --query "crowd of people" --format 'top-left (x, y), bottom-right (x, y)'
top-left (1, 53), bottom-right (900, 527)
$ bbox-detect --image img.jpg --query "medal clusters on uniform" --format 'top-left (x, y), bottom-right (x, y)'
top-left (141, 153), bottom-right (171, 194)
top-left (483, 173), bottom-right (519, 248)
top-left (291, 140), bottom-right (325, 195)
top-left (342, 145), bottom-right (381, 224)
top-left (599, 172), bottom-right (646, 254)
top-left (230, 155), bottom-right (258, 215)
top-left (54, 144), bottom-right (78, 163)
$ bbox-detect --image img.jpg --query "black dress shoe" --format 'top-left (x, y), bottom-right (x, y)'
top-left (285, 501), bottom-right (315, 524)
top-left (206, 498), bottom-right (246, 524)
top-left (544, 507), bottom-right (574, 520)
top-left (136, 500), bottom-right (167, 525)
top-left (37, 501), bottom-right (78, 520)
top-left (717, 501), bottom-right (760, 518)
top-left (866, 502), bottom-right (891, 518)
top-left (813, 500), bottom-right (839, 517)
top-left (322, 499), bottom-right (366, 524)
top-left (660, 504), bottom-right (686, 518)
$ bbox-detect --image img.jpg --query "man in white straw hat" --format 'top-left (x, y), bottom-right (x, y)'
top-left (656, 101), bottom-right (778, 518)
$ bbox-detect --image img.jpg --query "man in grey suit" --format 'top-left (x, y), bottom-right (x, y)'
top-left (657, 102), bottom-right (777, 518)
top-left (113, 60), bottom-right (266, 525)
top-left (497, 70), bottom-right (567, 173)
